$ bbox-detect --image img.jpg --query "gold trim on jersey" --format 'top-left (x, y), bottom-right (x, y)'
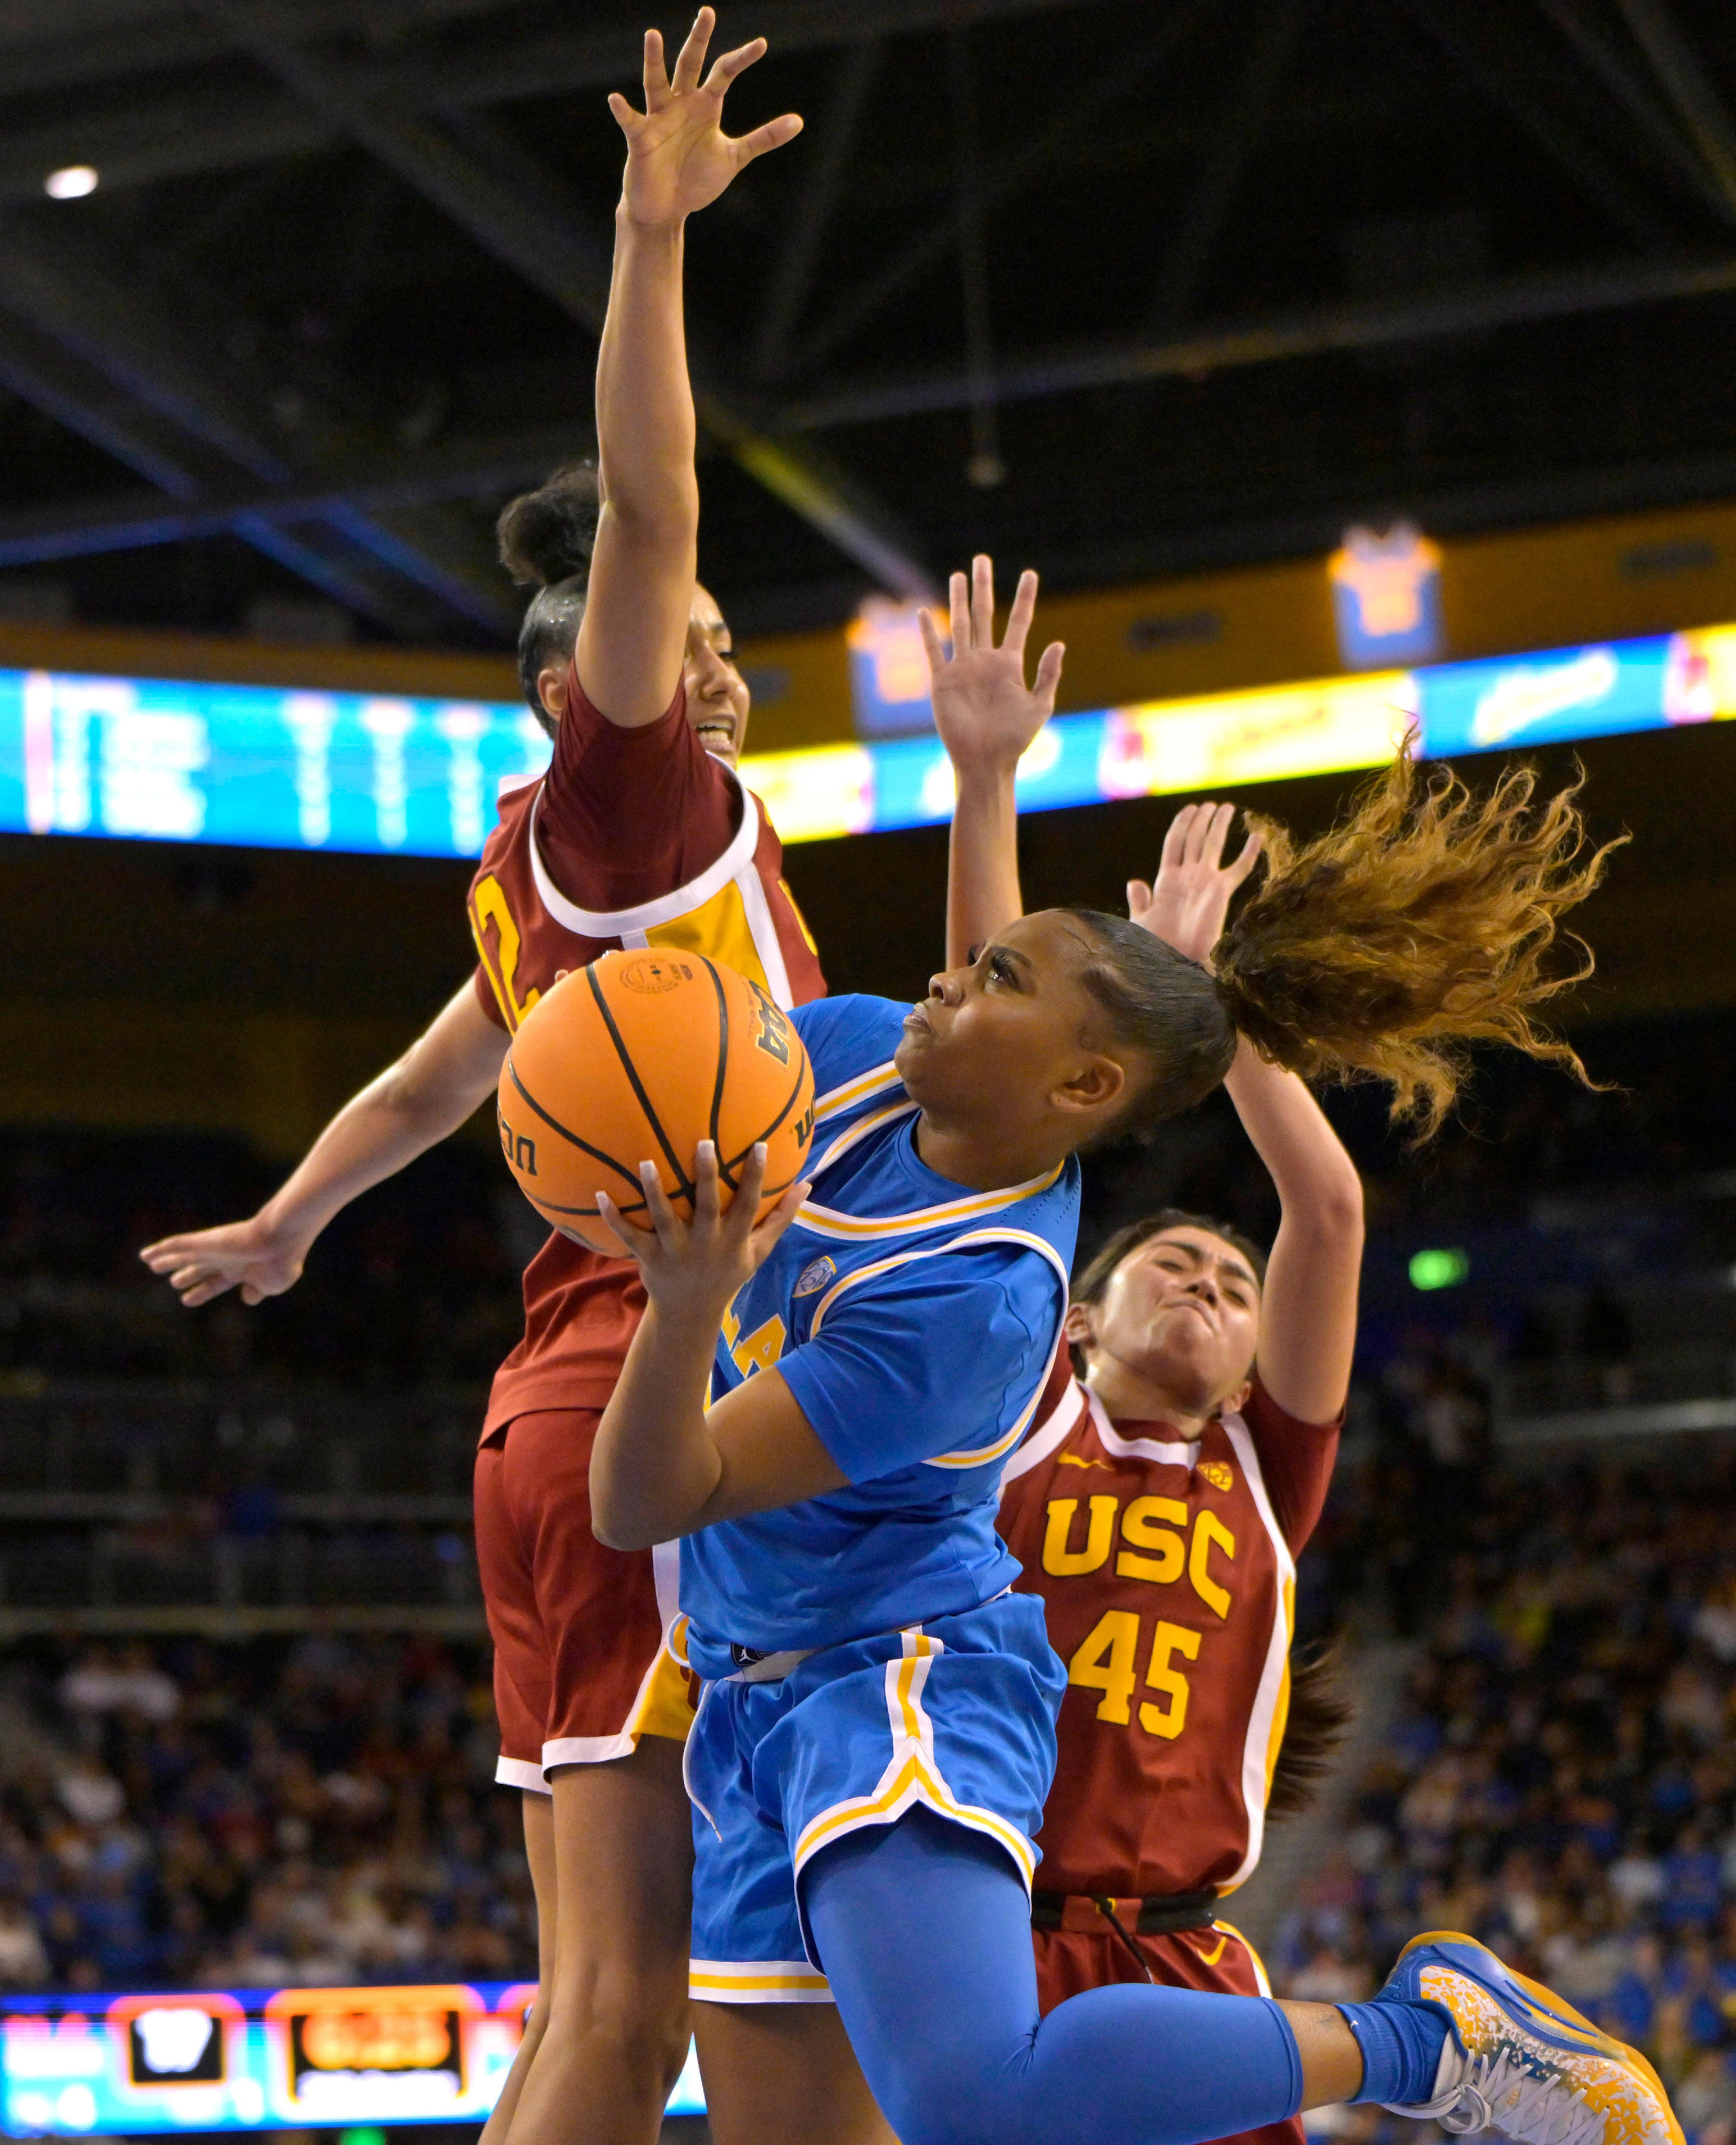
top-left (1218, 1412), bottom-right (1298, 1894)
top-left (798, 1149), bottom-right (1067, 1242)
top-left (688, 1960), bottom-right (833, 2004)
top-left (791, 1629), bottom-right (1038, 1891)
top-left (812, 1058), bottom-right (905, 1124)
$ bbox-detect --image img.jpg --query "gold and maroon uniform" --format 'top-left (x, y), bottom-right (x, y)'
top-left (998, 1358), bottom-right (1339, 2145)
top-left (468, 660), bottom-right (824, 1789)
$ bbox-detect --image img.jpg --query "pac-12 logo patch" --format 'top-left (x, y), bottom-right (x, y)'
top-left (1198, 1460), bottom-right (1234, 1491)
top-left (793, 1254), bottom-right (837, 1298)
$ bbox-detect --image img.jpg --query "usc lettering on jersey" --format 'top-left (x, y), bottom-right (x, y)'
top-left (998, 1369), bottom-right (1337, 1900)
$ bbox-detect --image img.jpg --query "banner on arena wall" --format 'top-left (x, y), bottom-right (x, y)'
top-left (0, 621), bottom-right (1730, 861)
top-left (0, 1983), bottom-right (705, 2134)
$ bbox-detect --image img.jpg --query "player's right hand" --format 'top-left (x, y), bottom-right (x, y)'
top-left (611, 7), bottom-right (802, 226)
top-left (139, 1219), bottom-right (306, 1308)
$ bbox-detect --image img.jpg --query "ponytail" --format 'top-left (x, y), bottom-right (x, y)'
top-left (1213, 745), bottom-right (1623, 1138)
top-left (496, 463), bottom-right (599, 732)
top-left (1070, 744), bottom-right (1621, 1145)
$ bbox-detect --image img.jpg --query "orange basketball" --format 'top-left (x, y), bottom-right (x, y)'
top-left (496, 949), bottom-right (815, 1254)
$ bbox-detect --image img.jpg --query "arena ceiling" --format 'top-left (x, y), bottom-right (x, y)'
top-left (5, 0), bottom-right (1736, 646)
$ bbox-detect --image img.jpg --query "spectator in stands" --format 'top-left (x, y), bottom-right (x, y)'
top-left (0, 1634), bottom-right (537, 1994)
top-left (1270, 1452), bottom-right (1736, 2138)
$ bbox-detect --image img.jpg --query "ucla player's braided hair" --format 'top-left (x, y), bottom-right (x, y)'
top-left (1072, 742), bottom-right (1623, 1144)
top-left (497, 463), bottom-right (599, 735)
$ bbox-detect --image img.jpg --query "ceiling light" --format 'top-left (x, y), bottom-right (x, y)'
top-left (44, 165), bottom-right (99, 200)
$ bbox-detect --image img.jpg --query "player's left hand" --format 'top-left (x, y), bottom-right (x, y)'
top-left (611, 8), bottom-right (803, 227)
top-left (596, 1141), bottom-right (808, 1320)
top-left (1130, 801), bottom-right (1262, 968)
top-left (922, 555), bottom-right (1065, 775)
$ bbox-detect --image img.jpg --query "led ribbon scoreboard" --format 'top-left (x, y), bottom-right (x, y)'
top-left (2, 620), bottom-right (1733, 862)
top-left (0, 1983), bottom-right (705, 2135)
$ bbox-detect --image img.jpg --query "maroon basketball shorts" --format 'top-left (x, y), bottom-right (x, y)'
top-left (1034, 1912), bottom-right (1305, 2145)
top-left (473, 1408), bottom-right (694, 1790)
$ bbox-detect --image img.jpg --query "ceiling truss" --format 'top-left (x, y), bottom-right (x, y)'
top-left (2, 0), bottom-right (1736, 634)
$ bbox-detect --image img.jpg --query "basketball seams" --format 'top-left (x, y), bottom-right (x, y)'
top-left (584, 964), bottom-right (697, 1204)
top-left (525, 1187), bottom-right (649, 1221)
top-left (502, 1060), bottom-right (644, 1194)
top-left (501, 952), bottom-right (816, 1243)
top-left (720, 1054), bottom-right (814, 1176)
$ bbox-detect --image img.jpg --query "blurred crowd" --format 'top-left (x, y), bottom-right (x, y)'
top-left (0, 1635), bottom-right (535, 1994)
top-left (0, 1127), bottom-right (533, 1390)
top-left (0, 1006), bottom-right (1729, 1396)
top-left (1271, 1454), bottom-right (1736, 2145)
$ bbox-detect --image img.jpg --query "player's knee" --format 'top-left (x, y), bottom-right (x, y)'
top-left (844, 2022), bottom-right (1033, 2145)
top-left (547, 1967), bottom-right (689, 2087)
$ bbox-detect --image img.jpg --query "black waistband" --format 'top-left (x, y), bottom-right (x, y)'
top-left (1030, 1888), bottom-right (1219, 1937)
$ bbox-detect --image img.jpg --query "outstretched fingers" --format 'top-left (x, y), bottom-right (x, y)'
top-left (692, 1140), bottom-right (722, 1229)
top-left (948, 569), bottom-right (971, 656)
top-left (970, 554), bottom-right (996, 650)
top-left (732, 110), bottom-right (804, 164)
top-left (1194, 801), bottom-right (1237, 867)
top-left (723, 1143), bottom-right (767, 1244)
top-left (1031, 638), bottom-right (1065, 709)
top-left (917, 605), bottom-right (948, 678)
top-left (638, 1160), bottom-right (686, 1250)
top-left (1160, 802), bottom-right (1197, 872)
top-left (702, 33), bottom-right (768, 94)
top-left (1227, 824), bottom-right (1264, 885)
top-left (669, 8), bottom-right (714, 94)
top-left (594, 1191), bottom-right (652, 1266)
top-left (1001, 565), bottom-right (1039, 657)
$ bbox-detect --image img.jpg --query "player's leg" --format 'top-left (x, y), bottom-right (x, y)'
top-left (472, 1427), bottom-right (560, 2145)
top-left (505, 1740), bottom-right (694, 2145)
top-left (481, 1409), bottom-right (694, 2145)
top-left (478, 1791), bottom-right (556, 2145)
top-left (1034, 1915), bottom-right (1310, 2145)
top-left (807, 1812), bottom-right (1680, 2145)
top-left (805, 1806), bottom-right (1391, 2145)
top-left (693, 2001), bottom-right (896, 2145)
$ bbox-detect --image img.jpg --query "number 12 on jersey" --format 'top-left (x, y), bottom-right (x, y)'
top-left (1068, 1611), bottom-right (1201, 1739)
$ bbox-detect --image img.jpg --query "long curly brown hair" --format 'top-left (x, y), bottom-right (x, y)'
top-left (1211, 745), bottom-right (1626, 1139)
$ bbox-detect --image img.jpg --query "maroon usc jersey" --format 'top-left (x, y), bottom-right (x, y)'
top-left (999, 1362), bottom-right (1339, 1899)
top-left (466, 663), bottom-right (825, 1436)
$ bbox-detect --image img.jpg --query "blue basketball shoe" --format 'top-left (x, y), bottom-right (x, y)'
top-left (1375, 1932), bottom-right (1681, 2145)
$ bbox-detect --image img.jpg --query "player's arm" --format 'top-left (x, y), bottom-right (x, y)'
top-left (575, 10), bottom-right (799, 729)
top-left (1132, 804), bottom-right (1364, 1422)
top-left (924, 555), bottom-right (1065, 971)
top-left (139, 982), bottom-right (508, 1309)
top-left (588, 1143), bottom-right (842, 1550)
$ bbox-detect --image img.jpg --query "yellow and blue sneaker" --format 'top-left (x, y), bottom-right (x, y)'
top-left (1375, 1932), bottom-right (1681, 2145)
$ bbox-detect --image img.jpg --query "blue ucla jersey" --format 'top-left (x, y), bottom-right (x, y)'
top-left (679, 995), bottom-right (1080, 1678)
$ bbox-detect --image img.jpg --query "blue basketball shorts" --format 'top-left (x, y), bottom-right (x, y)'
top-left (682, 1591), bottom-right (1065, 2004)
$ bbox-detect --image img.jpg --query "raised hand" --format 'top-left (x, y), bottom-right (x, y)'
top-left (610, 7), bottom-right (803, 226)
top-left (920, 555), bottom-right (1065, 774)
top-left (596, 1141), bottom-right (807, 1321)
top-left (1129, 801), bottom-right (1262, 968)
top-left (139, 1217), bottom-right (306, 1309)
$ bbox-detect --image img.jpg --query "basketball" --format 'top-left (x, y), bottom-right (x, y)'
top-left (495, 949), bottom-right (815, 1253)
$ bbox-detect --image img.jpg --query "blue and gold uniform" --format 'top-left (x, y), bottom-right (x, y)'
top-left (676, 994), bottom-right (1080, 2004)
